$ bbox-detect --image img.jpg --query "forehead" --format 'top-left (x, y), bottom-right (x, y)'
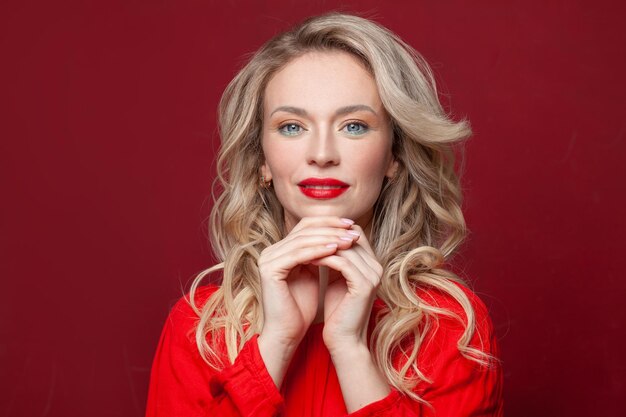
top-left (263, 51), bottom-right (383, 115)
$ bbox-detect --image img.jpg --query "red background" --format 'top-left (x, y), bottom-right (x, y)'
top-left (1, 1), bottom-right (624, 416)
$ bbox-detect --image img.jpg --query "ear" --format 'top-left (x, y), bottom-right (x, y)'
top-left (260, 160), bottom-right (273, 182)
top-left (385, 158), bottom-right (399, 179)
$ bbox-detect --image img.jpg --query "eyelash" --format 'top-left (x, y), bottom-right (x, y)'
top-left (277, 122), bottom-right (305, 136)
top-left (342, 121), bottom-right (369, 135)
top-left (276, 121), bottom-right (370, 136)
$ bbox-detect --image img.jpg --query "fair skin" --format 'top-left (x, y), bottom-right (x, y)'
top-left (256, 51), bottom-right (398, 412)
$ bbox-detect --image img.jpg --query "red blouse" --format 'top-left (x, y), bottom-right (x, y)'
top-left (146, 283), bottom-right (503, 416)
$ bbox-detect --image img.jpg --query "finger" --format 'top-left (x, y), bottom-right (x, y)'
top-left (335, 247), bottom-right (381, 287)
top-left (263, 233), bottom-right (354, 264)
top-left (347, 224), bottom-right (375, 255)
top-left (259, 244), bottom-right (341, 281)
top-left (311, 255), bottom-right (377, 294)
top-left (346, 242), bottom-right (383, 279)
top-left (282, 226), bottom-right (361, 245)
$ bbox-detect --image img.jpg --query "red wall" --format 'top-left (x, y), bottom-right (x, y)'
top-left (1, 1), bottom-right (624, 416)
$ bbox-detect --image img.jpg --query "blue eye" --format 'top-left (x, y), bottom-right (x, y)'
top-left (343, 122), bottom-right (368, 135)
top-left (278, 123), bottom-right (303, 136)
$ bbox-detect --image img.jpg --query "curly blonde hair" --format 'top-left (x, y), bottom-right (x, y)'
top-left (189, 12), bottom-right (493, 403)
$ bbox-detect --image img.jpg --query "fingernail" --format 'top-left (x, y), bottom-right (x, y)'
top-left (326, 243), bottom-right (338, 248)
top-left (341, 218), bottom-right (354, 225)
top-left (346, 230), bottom-right (360, 237)
top-left (340, 237), bottom-right (353, 241)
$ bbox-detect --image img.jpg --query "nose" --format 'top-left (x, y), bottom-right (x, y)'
top-left (306, 127), bottom-right (340, 167)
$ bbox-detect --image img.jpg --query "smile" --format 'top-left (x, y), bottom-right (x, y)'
top-left (297, 178), bottom-right (349, 199)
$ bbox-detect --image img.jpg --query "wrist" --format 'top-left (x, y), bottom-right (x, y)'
top-left (258, 332), bottom-right (300, 361)
top-left (328, 342), bottom-right (391, 412)
top-left (257, 332), bottom-right (300, 389)
top-left (323, 331), bottom-right (367, 357)
top-left (328, 341), bottom-right (371, 365)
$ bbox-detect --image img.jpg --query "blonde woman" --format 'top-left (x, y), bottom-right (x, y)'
top-left (146, 12), bottom-right (503, 417)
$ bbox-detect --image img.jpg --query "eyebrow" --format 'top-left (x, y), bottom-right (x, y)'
top-left (269, 104), bottom-right (378, 118)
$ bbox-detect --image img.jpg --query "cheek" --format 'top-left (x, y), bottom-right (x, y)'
top-left (261, 140), bottom-right (283, 177)
top-left (266, 152), bottom-right (294, 179)
top-left (263, 138), bottom-right (306, 179)
top-left (263, 153), bottom-right (297, 202)
top-left (355, 145), bottom-right (393, 179)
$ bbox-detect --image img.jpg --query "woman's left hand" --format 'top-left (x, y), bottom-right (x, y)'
top-left (312, 225), bottom-right (383, 355)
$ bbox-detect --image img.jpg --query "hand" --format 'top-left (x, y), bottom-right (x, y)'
top-left (312, 225), bottom-right (383, 355)
top-left (312, 227), bottom-right (391, 411)
top-left (256, 217), bottom-right (359, 387)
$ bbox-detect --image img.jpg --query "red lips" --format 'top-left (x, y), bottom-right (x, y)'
top-left (298, 178), bottom-right (349, 199)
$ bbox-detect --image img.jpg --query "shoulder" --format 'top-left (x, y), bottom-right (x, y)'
top-left (164, 284), bottom-right (221, 341)
top-left (413, 279), bottom-right (500, 373)
top-left (168, 284), bottom-right (220, 320)
top-left (375, 279), bottom-right (499, 363)
top-left (413, 281), bottom-right (504, 412)
top-left (147, 285), bottom-right (225, 414)
top-left (154, 284), bottom-right (228, 365)
top-left (416, 280), bottom-right (493, 334)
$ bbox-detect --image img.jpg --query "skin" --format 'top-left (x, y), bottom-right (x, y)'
top-left (257, 51), bottom-right (398, 412)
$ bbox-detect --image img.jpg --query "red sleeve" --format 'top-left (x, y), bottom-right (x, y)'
top-left (346, 284), bottom-right (504, 417)
top-left (145, 286), bottom-right (284, 417)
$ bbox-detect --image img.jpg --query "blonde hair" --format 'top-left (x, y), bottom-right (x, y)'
top-left (189, 12), bottom-right (493, 403)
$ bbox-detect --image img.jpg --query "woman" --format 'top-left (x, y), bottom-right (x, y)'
top-left (146, 12), bottom-right (503, 417)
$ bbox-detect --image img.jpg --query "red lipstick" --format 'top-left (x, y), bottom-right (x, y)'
top-left (298, 178), bottom-right (349, 199)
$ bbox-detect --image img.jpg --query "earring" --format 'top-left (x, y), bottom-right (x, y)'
top-left (260, 175), bottom-right (272, 189)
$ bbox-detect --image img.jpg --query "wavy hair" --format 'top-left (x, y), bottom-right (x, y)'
top-left (189, 12), bottom-right (493, 403)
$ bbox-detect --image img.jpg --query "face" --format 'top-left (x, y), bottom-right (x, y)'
top-left (261, 51), bottom-right (398, 232)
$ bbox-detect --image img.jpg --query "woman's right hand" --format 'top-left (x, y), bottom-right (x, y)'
top-left (256, 216), bottom-right (359, 387)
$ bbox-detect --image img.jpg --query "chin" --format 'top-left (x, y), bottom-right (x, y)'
top-left (296, 207), bottom-right (367, 222)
